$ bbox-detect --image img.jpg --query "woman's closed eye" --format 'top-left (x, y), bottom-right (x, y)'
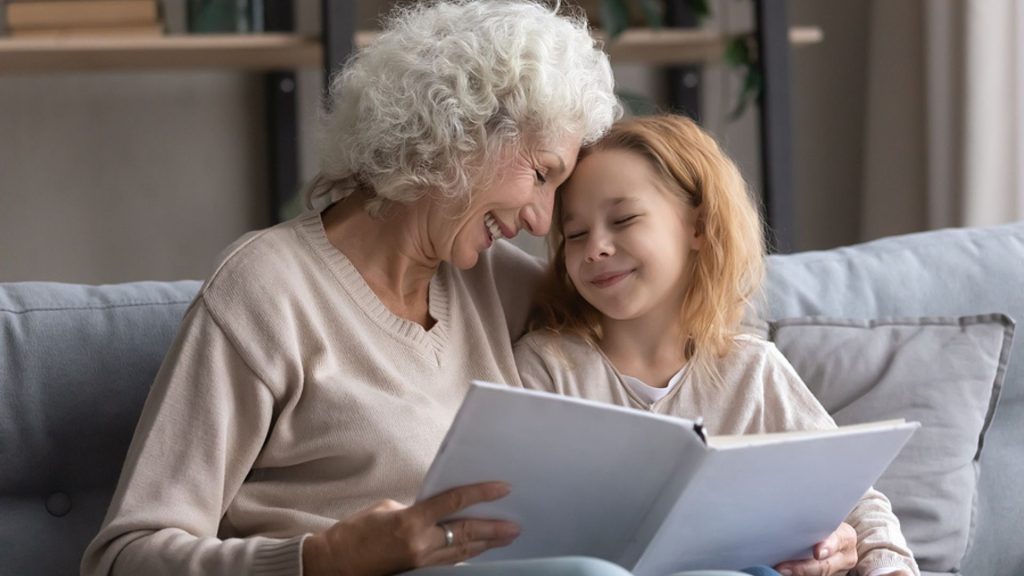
top-left (534, 169), bottom-right (548, 185)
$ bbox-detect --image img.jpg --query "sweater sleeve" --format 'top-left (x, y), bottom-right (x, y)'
top-left (845, 489), bottom-right (920, 576)
top-left (80, 298), bottom-right (304, 576)
top-left (512, 332), bottom-right (559, 393)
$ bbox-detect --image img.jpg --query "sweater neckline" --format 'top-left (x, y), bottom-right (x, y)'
top-left (590, 339), bottom-right (692, 411)
top-left (296, 211), bottom-right (451, 358)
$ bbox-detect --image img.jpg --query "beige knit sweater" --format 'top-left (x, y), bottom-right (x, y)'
top-left (514, 331), bottom-right (920, 576)
top-left (81, 212), bottom-right (543, 576)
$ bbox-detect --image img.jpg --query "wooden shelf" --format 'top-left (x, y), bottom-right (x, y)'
top-left (0, 33), bottom-right (322, 74)
top-left (355, 26), bottom-right (822, 66)
top-left (601, 26), bottom-right (821, 65)
top-left (0, 26), bottom-right (821, 74)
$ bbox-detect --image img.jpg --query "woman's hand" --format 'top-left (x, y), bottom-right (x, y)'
top-left (774, 522), bottom-right (857, 576)
top-left (302, 481), bottom-right (520, 576)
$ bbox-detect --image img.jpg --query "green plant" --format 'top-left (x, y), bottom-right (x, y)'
top-left (723, 33), bottom-right (761, 119)
top-left (599, 0), bottom-right (665, 38)
top-left (599, 0), bottom-right (759, 120)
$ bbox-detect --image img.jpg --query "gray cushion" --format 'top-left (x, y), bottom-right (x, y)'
top-left (770, 315), bottom-right (1011, 569)
top-left (770, 315), bottom-right (1012, 573)
top-left (763, 221), bottom-right (1024, 576)
top-left (0, 281), bottom-right (201, 576)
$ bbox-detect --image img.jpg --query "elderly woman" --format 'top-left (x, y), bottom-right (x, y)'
top-left (81, 2), bottom-right (622, 576)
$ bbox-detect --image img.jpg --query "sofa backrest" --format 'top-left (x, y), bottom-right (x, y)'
top-left (764, 222), bottom-right (1024, 576)
top-left (4, 223), bottom-right (1023, 576)
top-left (0, 281), bottom-right (201, 576)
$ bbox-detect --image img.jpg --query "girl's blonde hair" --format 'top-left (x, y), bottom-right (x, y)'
top-left (529, 114), bottom-right (765, 384)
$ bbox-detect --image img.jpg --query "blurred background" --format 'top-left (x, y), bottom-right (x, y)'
top-left (0, 0), bottom-right (1021, 283)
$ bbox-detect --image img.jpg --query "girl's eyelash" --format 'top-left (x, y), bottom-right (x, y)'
top-left (614, 215), bottom-right (639, 225)
top-left (565, 231), bottom-right (587, 241)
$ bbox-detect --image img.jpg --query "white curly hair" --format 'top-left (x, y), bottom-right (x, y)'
top-left (307, 0), bottom-right (621, 215)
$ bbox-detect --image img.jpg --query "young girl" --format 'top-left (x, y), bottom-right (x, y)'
top-left (514, 115), bottom-right (919, 576)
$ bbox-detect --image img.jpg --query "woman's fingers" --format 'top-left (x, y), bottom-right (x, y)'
top-left (391, 483), bottom-right (520, 568)
top-left (422, 539), bottom-right (510, 566)
top-left (432, 518), bottom-right (521, 549)
top-left (420, 519), bottom-right (520, 565)
top-left (415, 487), bottom-right (521, 565)
top-left (306, 486), bottom-right (518, 576)
top-left (416, 481), bottom-right (512, 522)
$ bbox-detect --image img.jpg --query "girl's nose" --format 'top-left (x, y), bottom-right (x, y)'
top-left (585, 232), bottom-right (613, 263)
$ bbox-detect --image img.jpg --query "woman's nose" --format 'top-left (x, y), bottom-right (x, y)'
top-left (519, 198), bottom-right (554, 237)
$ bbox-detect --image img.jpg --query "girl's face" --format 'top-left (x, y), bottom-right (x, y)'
top-left (431, 135), bottom-right (581, 270)
top-left (561, 148), bottom-right (703, 323)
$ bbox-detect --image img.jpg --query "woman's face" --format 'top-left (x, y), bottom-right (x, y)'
top-left (560, 148), bottom-right (703, 323)
top-left (435, 134), bottom-right (582, 270)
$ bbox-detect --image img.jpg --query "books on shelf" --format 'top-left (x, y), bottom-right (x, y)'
top-left (417, 381), bottom-right (919, 575)
top-left (5, 0), bottom-right (163, 38)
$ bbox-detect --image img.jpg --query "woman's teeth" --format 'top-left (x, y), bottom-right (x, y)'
top-left (485, 213), bottom-right (502, 242)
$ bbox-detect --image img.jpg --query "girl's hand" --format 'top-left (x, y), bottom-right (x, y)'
top-left (774, 522), bottom-right (857, 576)
top-left (302, 481), bottom-right (520, 576)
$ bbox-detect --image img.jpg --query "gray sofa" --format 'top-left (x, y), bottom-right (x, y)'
top-left (2, 222), bottom-right (1022, 576)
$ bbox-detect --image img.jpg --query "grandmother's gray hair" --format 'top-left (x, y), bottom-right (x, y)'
top-left (306, 0), bottom-right (621, 215)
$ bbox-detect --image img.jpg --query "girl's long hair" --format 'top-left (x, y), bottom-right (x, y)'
top-left (528, 114), bottom-right (765, 384)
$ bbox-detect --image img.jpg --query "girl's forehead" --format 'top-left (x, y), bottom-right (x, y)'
top-left (563, 151), bottom-right (662, 201)
top-left (560, 189), bottom-right (646, 224)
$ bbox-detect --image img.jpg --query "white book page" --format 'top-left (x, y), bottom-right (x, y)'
top-left (707, 419), bottom-right (909, 449)
top-left (633, 421), bottom-right (918, 576)
top-left (417, 381), bottom-right (707, 565)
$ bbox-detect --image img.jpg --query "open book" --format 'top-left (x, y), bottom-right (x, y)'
top-left (417, 381), bottom-right (918, 575)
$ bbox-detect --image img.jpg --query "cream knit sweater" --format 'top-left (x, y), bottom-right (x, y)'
top-left (81, 212), bottom-right (543, 576)
top-left (514, 331), bottom-right (920, 576)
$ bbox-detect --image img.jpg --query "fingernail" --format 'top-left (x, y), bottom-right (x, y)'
top-left (503, 525), bottom-right (521, 538)
top-left (495, 482), bottom-right (512, 496)
top-left (818, 547), bottom-right (830, 559)
top-left (779, 570), bottom-right (792, 576)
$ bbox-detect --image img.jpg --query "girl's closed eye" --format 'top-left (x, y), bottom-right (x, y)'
top-left (565, 229), bottom-right (588, 241)
top-left (613, 214), bottom-right (640, 226)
